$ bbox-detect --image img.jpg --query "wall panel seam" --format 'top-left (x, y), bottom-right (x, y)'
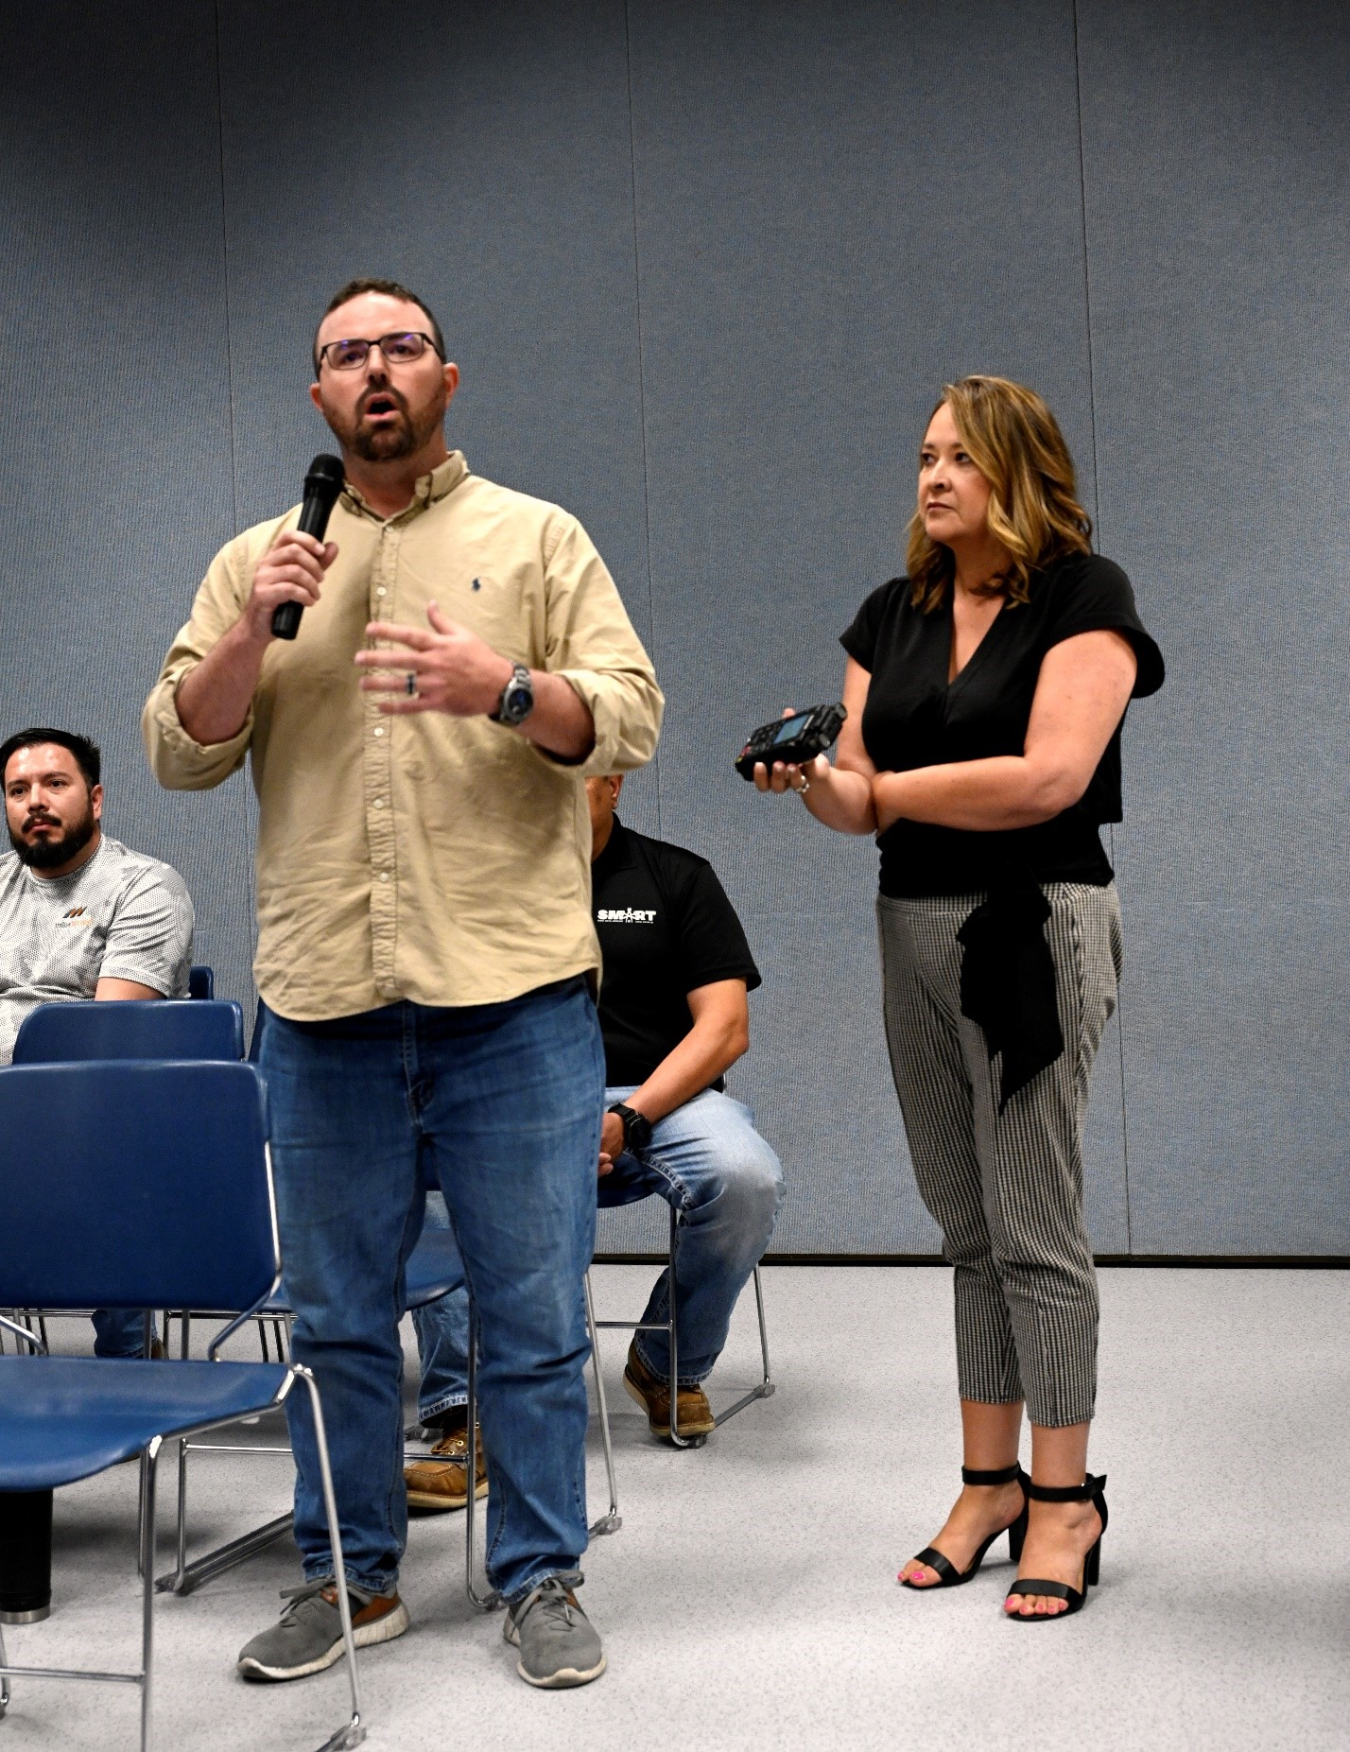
top-left (213, 0), bottom-right (239, 534)
top-left (1074, 0), bottom-right (1132, 1254)
top-left (622, 0), bottom-right (662, 836)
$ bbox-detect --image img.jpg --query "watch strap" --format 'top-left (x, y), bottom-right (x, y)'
top-left (607, 1102), bottom-right (652, 1153)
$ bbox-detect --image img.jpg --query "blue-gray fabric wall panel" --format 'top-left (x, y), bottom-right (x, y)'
top-left (624, 0), bottom-right (1131, 1253)
top-left (0, 1), bottom-right (256, 1011)
top-left (1079, 0), bottom-right (1350, 1252)
top-left (213, 0), bottom-right (654, 656)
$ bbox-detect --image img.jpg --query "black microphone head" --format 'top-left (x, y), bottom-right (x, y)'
top-left (304, 453), bottom-right (346, 505)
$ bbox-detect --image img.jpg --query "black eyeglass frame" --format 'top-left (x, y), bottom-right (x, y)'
top-left (315, 330), bottom-right (445, 372)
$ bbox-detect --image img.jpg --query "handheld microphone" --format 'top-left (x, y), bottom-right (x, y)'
top-left (271, 453), bottom-right (346, 640)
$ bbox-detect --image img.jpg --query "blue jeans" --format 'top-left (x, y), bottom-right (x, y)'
top-left (91, 1309), bottom-right (155, 1357)
top-left (414, 1085), bottom-right (783, 1415)
top-left (259, 978), bottom-right (603, 1601)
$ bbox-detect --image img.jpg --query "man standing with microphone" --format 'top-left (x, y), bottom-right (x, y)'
top-left (143, 278), bottom-right (662, 1690)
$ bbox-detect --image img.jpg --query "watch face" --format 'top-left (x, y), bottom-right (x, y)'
top-left (504, 684), bottom-right (533, 721)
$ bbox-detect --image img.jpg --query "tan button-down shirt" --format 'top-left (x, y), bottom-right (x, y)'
top-left (143, 453), bottom-right (663, 1021)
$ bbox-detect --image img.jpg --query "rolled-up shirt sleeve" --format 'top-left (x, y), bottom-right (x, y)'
top-left (540, 513), bottom-right (664, 776)
top-left (141, 530), bottom-right (266, 790)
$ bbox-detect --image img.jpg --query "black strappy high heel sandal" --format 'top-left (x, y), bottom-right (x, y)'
top-left (899, 1463), bottom-right (1029, 1590)
top-left (1005, 1472), bottom-right (1108, 1620)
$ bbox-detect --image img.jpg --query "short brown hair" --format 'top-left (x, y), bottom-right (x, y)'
top-left (906, 376), bottom-right (1092, 612)
top-left (313, 278), bottom-right (445, 373)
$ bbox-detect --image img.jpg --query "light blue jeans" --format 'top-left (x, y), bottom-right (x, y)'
top-left (414, 1084), bottom-right (783, 1416)
top-left (259, 978), bottom-right (603, 1601)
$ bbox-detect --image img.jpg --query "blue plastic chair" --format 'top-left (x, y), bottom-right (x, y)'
top-left (160, 1225), bottom-right (469, 1599)
top-left (12, 998), bottom-right (244, 1066)
top-left (187, 966), bottom-right (214, 1000)
top-left (0, 1061), bottom-right (365, 1752)
top-left (7, 1000), bottom-right (246, 1363)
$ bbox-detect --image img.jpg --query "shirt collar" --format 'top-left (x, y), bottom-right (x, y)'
top-left (592, 816), bottom-right (636, 883)
top-left (340, 450), bottom-right (468, 525)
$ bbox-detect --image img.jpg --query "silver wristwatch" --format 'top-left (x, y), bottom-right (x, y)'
top-left (489, 662), bottom-right (534, 727)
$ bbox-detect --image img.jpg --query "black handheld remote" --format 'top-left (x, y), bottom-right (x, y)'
top-left (735, 703), bottom-right (847, 780)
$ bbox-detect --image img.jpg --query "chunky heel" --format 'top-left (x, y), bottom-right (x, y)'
top-left (900, 1463), bottom-right (1029, 1590)
top-left (1007, 1500), bottom-right (1029, 1563)
top-left (1005, 1472), bottom-right (1108, 1621)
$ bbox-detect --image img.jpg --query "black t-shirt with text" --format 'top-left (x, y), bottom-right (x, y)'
top-left (840, 552), bottom-right (1165, 897)
top-left (592, 818), bottom-right (761, 1087)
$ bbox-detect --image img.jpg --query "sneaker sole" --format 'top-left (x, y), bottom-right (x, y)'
top-left (238, 1600), bottom-right (410, 1682)
top-left (406, 1479), bottom-right (489, 1513)
top-left (516, 1653), bottom-right (608, 1688)
top-left (503, 1619), bottom-right (607, 1688)
top-left (622, 1370), bottom-right (716, 1439)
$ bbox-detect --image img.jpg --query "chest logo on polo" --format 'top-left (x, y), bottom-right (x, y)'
top-left (57, 906), bottom-right (95, 927)
top-left (597, 908), bottom-right (657, 924)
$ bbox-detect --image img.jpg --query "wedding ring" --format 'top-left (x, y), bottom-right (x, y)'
top-left (795, 773), bottom-right (811, 794)
top-left (405, 673), bottom-right (417, 697)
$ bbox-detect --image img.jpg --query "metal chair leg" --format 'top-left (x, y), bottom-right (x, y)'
top-left (602, 1206), bottom-right (773, 1444)
top-left (707, 1262), bottom-right (775, 1427)
top-left (463, 1306), bottom-right (501, 1613)
top-left (294, 1366), bottom-right (366, 1751)
top-left (583, 1272), bottom-right (620, 1534)
top-left (0, 1619), bottom-right (9, 1716)
top-left (139, 1436), bottom-right (160, 1752)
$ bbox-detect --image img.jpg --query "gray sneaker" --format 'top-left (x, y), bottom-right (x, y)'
top-left (504, 1577), bottom-right (606, 1688)
top-left (238, 1578), bottom-right (409, 1681)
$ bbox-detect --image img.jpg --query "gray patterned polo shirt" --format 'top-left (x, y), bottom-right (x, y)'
top-left (0, 834), bottom-right (194, 1063)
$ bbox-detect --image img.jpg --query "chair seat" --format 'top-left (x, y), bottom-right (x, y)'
top-left (263, 1225), bottom-right (465, 1318)
top-left (404, 1226), bottom-right (463, 1308)
top-left (0, 1355), bottom-right (288, 1490)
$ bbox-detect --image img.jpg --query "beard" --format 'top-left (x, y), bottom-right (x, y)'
top-left (329, 386), bottom-right (445, 464)
top-left (10, 800), bottom-right (97, 870)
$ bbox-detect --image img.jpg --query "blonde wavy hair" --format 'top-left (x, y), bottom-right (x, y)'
top-left (905, 376), bottom-right (1092, 612)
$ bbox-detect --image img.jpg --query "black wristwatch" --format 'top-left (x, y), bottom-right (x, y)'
top-left (607, 1102), bottom-right (652, 1154)
top-left (489, 661), bottom-right (534, 727)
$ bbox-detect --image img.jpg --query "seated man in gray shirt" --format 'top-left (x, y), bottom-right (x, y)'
top-left (1, 727), bottom-right (194, 1357)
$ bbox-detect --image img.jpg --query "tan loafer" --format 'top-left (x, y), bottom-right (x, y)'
top-left (404, 1426), bottom-right (488, 1512)
top-left (622, 1340), bottom-right (715, 1441)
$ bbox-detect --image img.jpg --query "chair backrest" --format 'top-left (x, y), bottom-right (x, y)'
top-left (188, 965), bottom-right (215, 1000)
top-left (0, 1060), bottom-right (277, 1314)
top-left (12, 998), bottom-right (245, 1064)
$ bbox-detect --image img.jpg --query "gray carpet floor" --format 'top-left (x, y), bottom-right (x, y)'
top-left (2, 1267), bottom-right (1347, 1752)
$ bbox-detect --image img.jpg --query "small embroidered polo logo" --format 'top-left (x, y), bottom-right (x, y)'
top-left (597, 908), bottom-right (657, 924)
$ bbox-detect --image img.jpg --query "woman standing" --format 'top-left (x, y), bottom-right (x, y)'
top-left (755, 377), bottom-right (1163, 1618)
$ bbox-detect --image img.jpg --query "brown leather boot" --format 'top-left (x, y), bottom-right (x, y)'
top-left (622, 1340), bottom-right (715, 1440)
top-left (404, 1426), bottom-right (489, 1512)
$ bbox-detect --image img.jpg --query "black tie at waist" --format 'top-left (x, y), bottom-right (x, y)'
top-left (957, 872), bottom-right (1064, 1112)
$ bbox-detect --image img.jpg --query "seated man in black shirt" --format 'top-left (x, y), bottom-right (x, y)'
top-left (405, 776), bottom-right (783, 1496)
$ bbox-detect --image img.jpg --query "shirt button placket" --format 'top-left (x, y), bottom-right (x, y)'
top-left (367, 524), bottom-right (401, 996)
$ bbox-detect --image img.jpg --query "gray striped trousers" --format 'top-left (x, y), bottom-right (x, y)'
top-left (877, 883), bottom-right (1123, 1428)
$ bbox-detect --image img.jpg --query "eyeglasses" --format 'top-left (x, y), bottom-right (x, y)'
top-left (317, 331), bottom-right (443, 372)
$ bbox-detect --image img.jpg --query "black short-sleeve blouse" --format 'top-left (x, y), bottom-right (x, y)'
top-left (839, 551), bottom-right (1164, 898)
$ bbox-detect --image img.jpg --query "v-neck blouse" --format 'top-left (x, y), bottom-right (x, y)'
top-left (840, 552), bottom-right (1164, 898)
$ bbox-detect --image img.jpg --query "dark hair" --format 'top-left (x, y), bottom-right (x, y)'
top-left (313, 277), bottom-right (445, 373)
top-left (0, 727), bottom-right (101, 789)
